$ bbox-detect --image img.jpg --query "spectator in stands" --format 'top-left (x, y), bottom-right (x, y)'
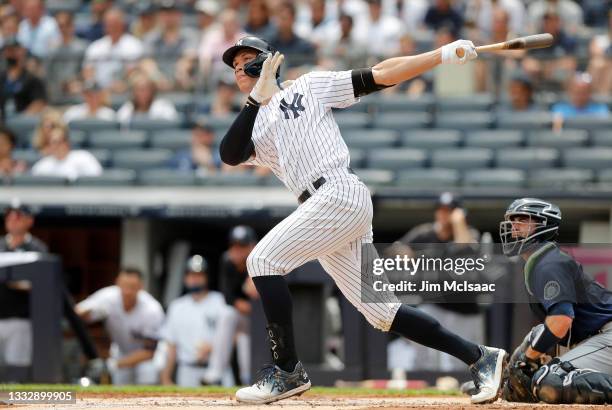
top-left (145, 0), bottom-right (198, 86)
top-left (208, 79), bottom-right (241, 116)
top-left (0, 6), bottom-right (19, 50)
top-left (269, 2), bottom-right (316, 72)
top-left (76, 268), bottom-right (164, 385)
top-left (466, 0), bottom-right (525, 38)
top-left (16, 0), bottom-right (60, 59)
top-left (63, 81), bottom-right (116, 124)
top-left (0, 199), bottom-right (47, 371)
top-left (76, 0), bottom-right (113, 43)
top-left (393, 34), bottom-right (432, 96)
top-left (527, 0), bottom-right (583, 34)
top-left (0, 125), bottom-right (26, 176)
top-left (295, 0), bottom-right (337, 49)
top-left (32, 108), bottom-right (64, 155)
top-left (83, 8), bottom-right (144, 92)
top-left (160, 255), bottom-right (238, 387)
top-left (219, 226), bottom-right (259, 384)
top-left (394, 0), bottom-right (428, 34)
top-left (424, 0), bottom-right (463, 39)
top-left (117, 73), bottom-right (178, 126)
top-left (194, 0), bottom-right (220, 37)
top-left (170, 121), bottom-right (220, 173)
top-left (131, 1), bottom-right (158, 42)
top-left (45, 11), bottom-right (87, 103)
top-left (552, 72), bottom-right (609, 120)
top-left (0, 37), bottom-right (47, 120)
top-left (31, 126), bottom-right (102, 181)
top-left (354, 0), bottom-right (402, 59)
top-left (588, 10), bottom-right (611, 94)
top-left (319, 13), bottom-right (367, 71)
top-left (244, 0), bottom-right (275, 42)
top-left (505, 72), bottom-right (538, 112)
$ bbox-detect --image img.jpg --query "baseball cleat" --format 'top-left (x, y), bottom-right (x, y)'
top-left (460, 380), bottom-right (479, 396)
top-left (469, 345), bottom-right (508, 404)
top-left (235, 361), bottom-right (311, 404)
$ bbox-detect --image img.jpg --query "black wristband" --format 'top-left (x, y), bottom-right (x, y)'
top-left (246, 96), bottom-right (261, 107)
top-left (530, 323), bottom-right (562, 353)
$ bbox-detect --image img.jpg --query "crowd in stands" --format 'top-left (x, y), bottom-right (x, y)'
top-left (0, 0), bottom-right (610, 184)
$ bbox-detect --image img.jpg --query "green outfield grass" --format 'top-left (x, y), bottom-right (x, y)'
top-left (0, 384), bottom-right (460, 397)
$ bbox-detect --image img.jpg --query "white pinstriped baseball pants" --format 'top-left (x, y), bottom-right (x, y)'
top-left (247, 170), bottom-right (401, 331)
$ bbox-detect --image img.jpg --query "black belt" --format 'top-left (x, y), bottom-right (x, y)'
top-left (298, 168), bottom-right (356, 204)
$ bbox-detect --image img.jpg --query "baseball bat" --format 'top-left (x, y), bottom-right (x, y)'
top-left (456, 33), bottom-right (554, 58)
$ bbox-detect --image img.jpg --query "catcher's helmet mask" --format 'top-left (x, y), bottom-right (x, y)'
top-left (222, 36), bottom-right (280, 80)
top-left (500, 198), bottom-right (561, 257)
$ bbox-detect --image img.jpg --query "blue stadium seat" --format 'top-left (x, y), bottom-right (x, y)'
top-left (592, 131), bottom-right (612, 147)
top-left (73, 169), bottom-right (137, 186)
top-left (69, 130), bottom-right (87, 148)
top-left (464, 130), bottom-right (524, 149)
top-left (69, 119), bottom-right (119, 135)
top-left (10, 174), bottom-right (67, 186)
top-left (436, 94), bottom-right (494, 112)
top-left (349, 148), bottom-right (366, 168)
top-left (395, 168), bottom-right (460, 188)
top-left (353, 169), bottom-right (394, 187)
top-left (431, 148), bottom-right (493, 170)
top-left (368, 148), bottom-right (427, 170)
top-left (562, 148), bottom-right (612, 171)
top-left (198, 172), bottom-right (262, 186)
top-left (6, 115), bottom-right (40, 145)
top-left (369, 94), bottom-right (434, 112)
top-left (435, 112), bottom-right (493, 130)
top-left (496, 148), bottom-right (559, 170)
top-left (194, 115), bottom-right (234, 134)
top-left (335, 112), bottom-right (371, 130)
top-left (12, 150), bottom-right (40, 167)
top-left (139, 169), bottom-right (197, 186)
top-left (88, 149), bottom-right (112, 167)
top-left (158, 92), bottom-right (194, 114)
top-left (343, 130), bottom-right (399, 149)
top-left (463, 168), bottom-right (525, 188)
top-left (564, 116), bottom-right (612, 131)
top-left (46, 0), bottom-right (81, 14)
top-left (112, 149), bottom-right (173, 170)
top-left (129, 119), bottom-right (184, 136)
top-left (150, 129), bottom-right (192, 150)
top-left (497, 111), bottom-right (553, 130)
top-left (262, 175), bottom-right (285, 186)
top-left (372, 112), bottom-right (431, 131)
top-left (401, 129), bottom-right (462, 149)
top-left (526, 130), bottom-right (589, 148)
top-left (529, 168), bottom-right (594, 189)
top-left (597, 169), bottom-right (612, 183)
top-left (89, 130), bottom-right (148, 149)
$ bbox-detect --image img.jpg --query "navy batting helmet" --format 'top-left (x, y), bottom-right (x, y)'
top-left (222, 36), bottom-right (279, 78)
top-left (499, 198), bottom-right (561, 257)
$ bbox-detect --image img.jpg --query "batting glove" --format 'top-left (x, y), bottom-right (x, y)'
top-left (249, 51), bottom-right (284, 103)
top-left (441, 39), bottom-right (478, 65)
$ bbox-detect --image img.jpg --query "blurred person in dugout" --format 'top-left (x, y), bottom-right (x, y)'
top-left (75, 268), bottom-right (165, 385)
top-left (219, 226), bottom-right (259, 385)
top-left (387, 192), bottom-right (483, 372)
top-left (160, 255), bottom-right (239, 387)
top-left (0, 199), bottom-right (47, 369)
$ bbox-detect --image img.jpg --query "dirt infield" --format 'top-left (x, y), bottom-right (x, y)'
top-left (3, 394), bottom-right (609, 410)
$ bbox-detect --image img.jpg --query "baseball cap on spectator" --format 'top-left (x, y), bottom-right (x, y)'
top-left (195, 0), bottom-right (220, 16)
top-left (436, 192), bottom-right (461, 209)
top-left (510, 71), bottom-right (533, 91)
top-left (185, 254), bottom-right (208, 274)
top-left (5, 198), bottom-right (33, 216)
top-left (229, 225), bottom-right (257, 246)
top-left (159, 0), bottom-right (179, 11)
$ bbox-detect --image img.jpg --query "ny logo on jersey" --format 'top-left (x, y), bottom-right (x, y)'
top-left (279, 93), bottom-right (306, 119)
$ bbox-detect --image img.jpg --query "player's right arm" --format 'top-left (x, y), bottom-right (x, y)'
top-left (160, 342), bottom-right (177, 385)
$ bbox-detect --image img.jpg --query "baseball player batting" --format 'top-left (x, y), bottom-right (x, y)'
top-left (219, 35), bottom-right (507, 405)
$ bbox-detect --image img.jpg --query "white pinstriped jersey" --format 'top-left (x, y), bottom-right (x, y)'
top-left (246, 70), bottom-right (359, 196)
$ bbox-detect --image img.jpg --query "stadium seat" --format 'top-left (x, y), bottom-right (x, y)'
top-left (597, 169), bottom-right (612, 183)
top-left (198, 172), bottom-right (262, 186)
top-left (158, 92), bottom-right (194, 114)
top-left (129, 119), bottom-right (184, 135)
top-left (69, 119), bottom-right (119, 134)
top-left (88, 149), bottom-right (112, 167)
top-left (526, 130), bottom-right (589, 148)
top-left (367, 148), bottom-right (427, 170)
top-left (150, 129), bottom-right (192, 150)
top-left (372, 112), bottom-right (431, 131)
top-left (435, 112), bottom-right (493, 130)
top-left (139, 169), bottom-right (197, 186)
top-left (592, 131), bottom-right (612, 147)
top-left (69, 130), bottom-right (87, 148)
top-left (497, 111), bottom-right (553, 130)
top-left (10, 174), bottom-right (67, 186)
top-left (353, 169), bottom-right (394, 187)
top-left (564, 116), bottom-right (612, 131)
top-left (431, 148), bottom-right (493, 170)
top-left (110, 93), bottom-right (129, 111)
top-left (335, 112), bottom-right (371, 130)
top-left (562, 148), bottom-right (612, 171)
top-left (436, 94), bottom-right (494, 112)
top-left (496, 148), bottom-right (559, 170)
top-left (195, 115), bottom-right (234, 134)
top-left (112, 149), bottom-right (173, 170)
top-left (463, 168), bottom-right (525, 188)
top-left (89, 130), bottom-right (148, 149)
top-left (73, 169), bottom-right (137, 186)
top-left (528, 168), bottom-right (594, 189)
top-left (262, 175), bottom-right (285, 186)
top-left (395, 168), bottom-right (460, 188)
top-left (46, 0), bottom-right (81, 14)
top-left (401, 129), bottom-right (462, 149)
top-left (464, 130), bottom-right (524, 149)
top-left (369, 94), bottom-right (435, 112)
top-left (349, 148), bottom-right (366, 168)
top-left (6, 115), bottom-right (40, 144)
top-left (343, 130), bottom-right (398, 149)
top-left (12, 150), bottom-right (40, 167)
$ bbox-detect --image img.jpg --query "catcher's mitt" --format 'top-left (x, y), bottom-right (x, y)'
top-left (501, 324), bottom-right (544, 402)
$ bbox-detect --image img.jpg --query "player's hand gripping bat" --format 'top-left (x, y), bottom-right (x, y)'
top-left (456, 33), bottom-right (554, 58)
